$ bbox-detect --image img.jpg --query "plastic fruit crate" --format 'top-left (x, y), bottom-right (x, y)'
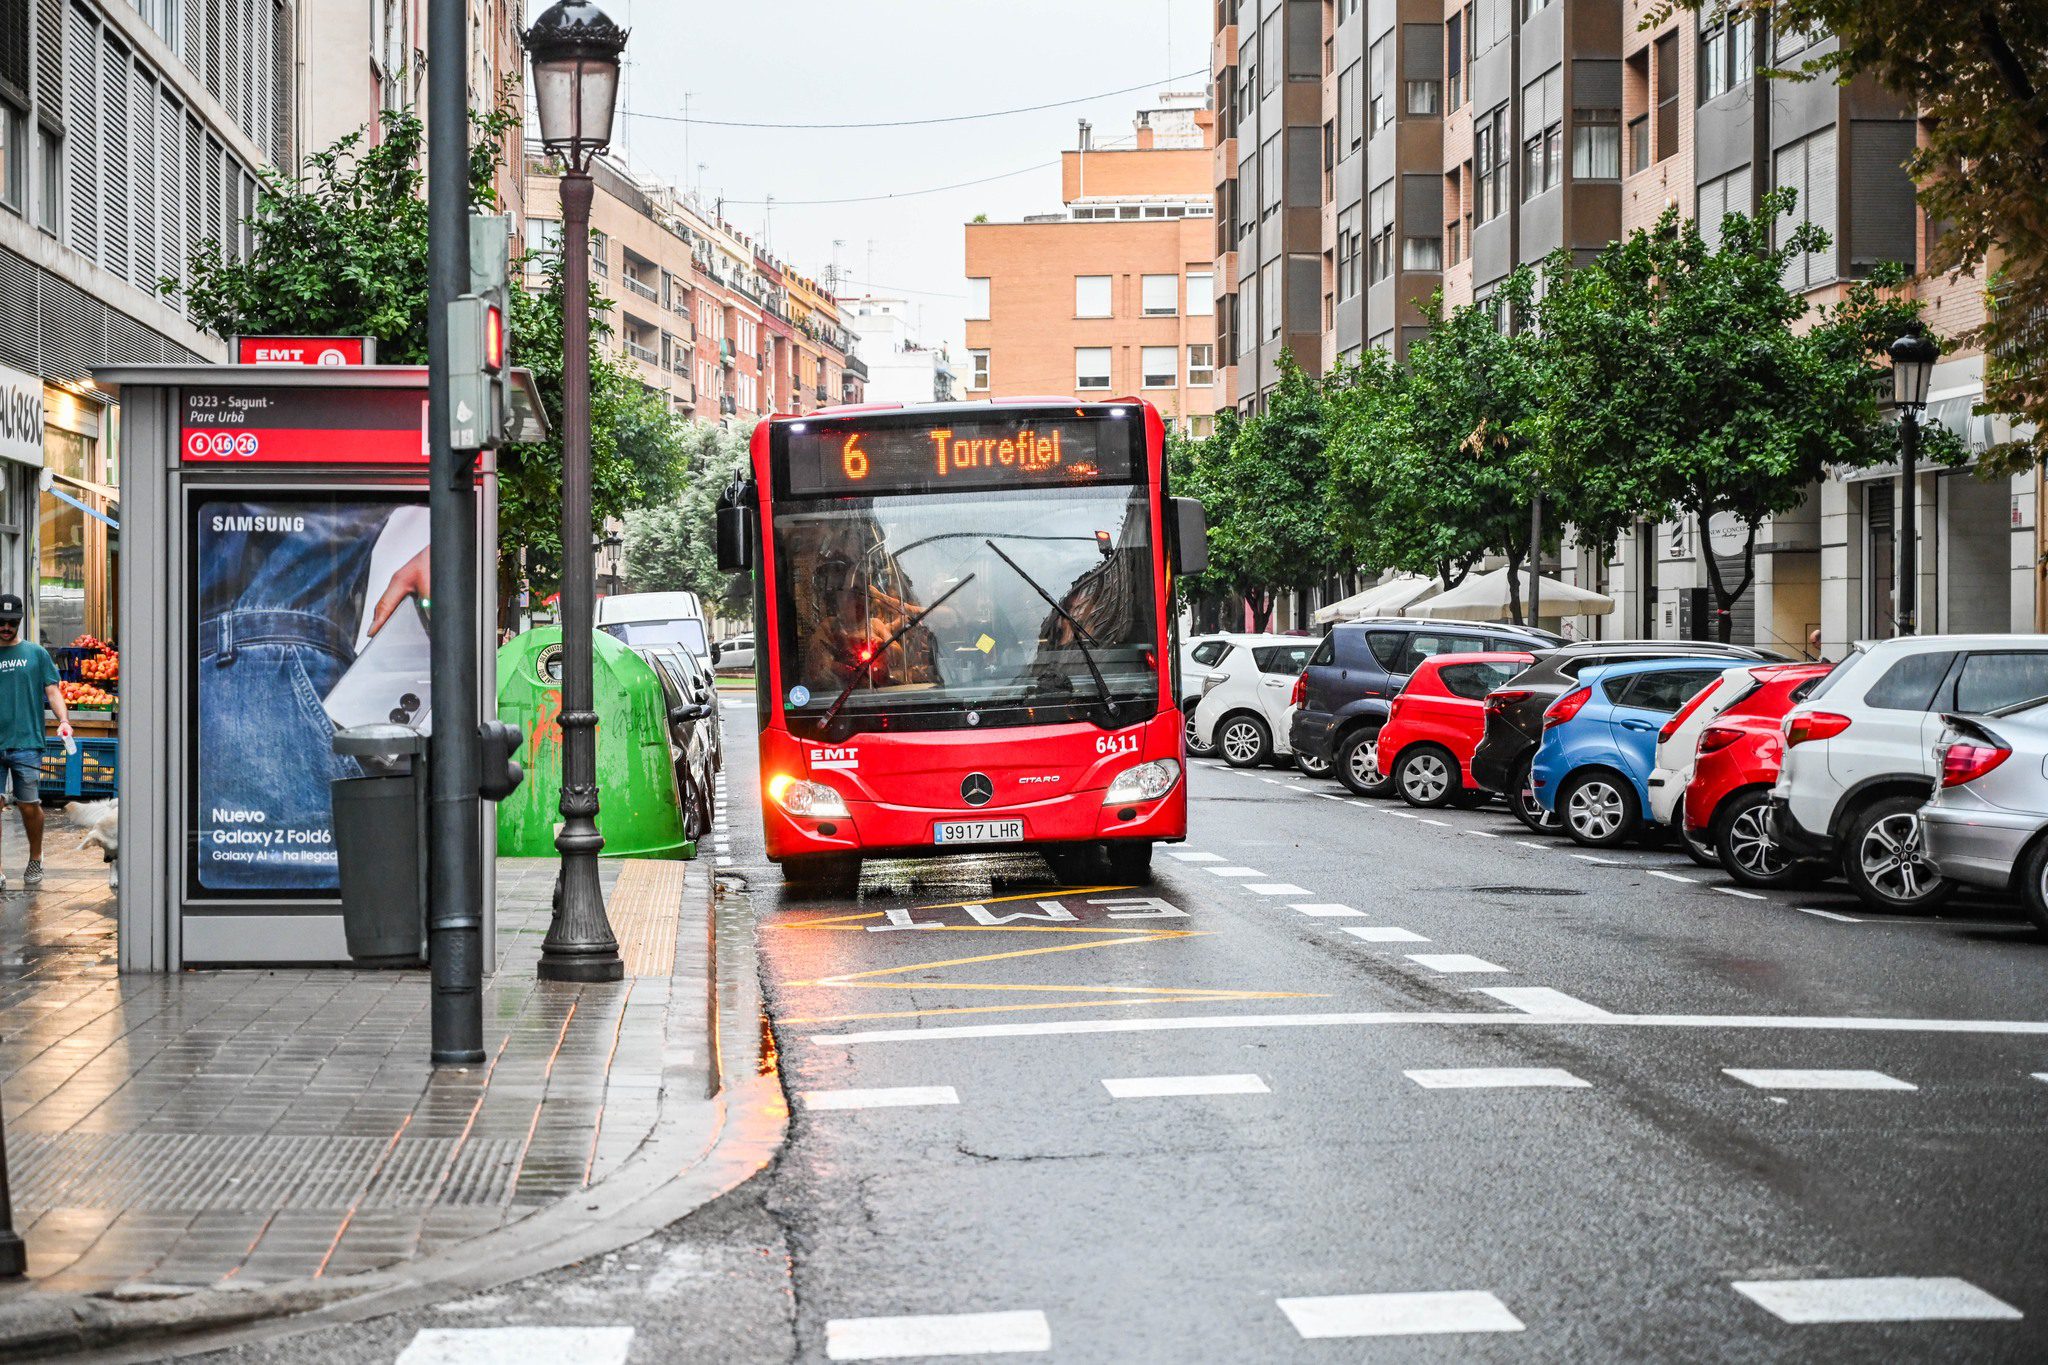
top-left (40, 735), bottom-right (117, 800)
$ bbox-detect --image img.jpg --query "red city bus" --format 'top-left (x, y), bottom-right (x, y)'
top-left (716, 398), bottom-right (1208, 891)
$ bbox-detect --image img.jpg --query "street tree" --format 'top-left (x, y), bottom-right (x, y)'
top-left (1197, 356), bottom-right (1351, 630)
top-left (1535, 196), bottom-right (1951, 640)
top-left (161, 105), bottom-right (693, 625)
top-left (1656, 0), bottom-right (2048, 469)
top-left (621, 422), bottom-right (752, 615)
top-left (1327, 272), bottom-right (1550, 623)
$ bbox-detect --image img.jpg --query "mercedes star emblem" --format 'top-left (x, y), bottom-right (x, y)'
top-left (960, 772), bottom-right (994, 807)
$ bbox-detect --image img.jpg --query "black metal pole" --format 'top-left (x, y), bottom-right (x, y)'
top-left (426, 0), bottom-right (485, 1061)
top-left (539, 168), bottom-right (623, 982)
top-left (1528, 494), bottom-right (1543, 625)
top-left (0, 1088), bottom-right (25, 1276)
top-left (1899, 409), bottom-right (1919, 636)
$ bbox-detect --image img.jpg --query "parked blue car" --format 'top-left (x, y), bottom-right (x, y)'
top-left (1530, 657), bottom-right (1732, 848)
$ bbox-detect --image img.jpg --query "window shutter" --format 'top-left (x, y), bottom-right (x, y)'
top-left (159, 85), bottom-right (182, 301)
top-left (1402, 172), bottom-right (1441, 235)
top-left (130, 67), bottom-right (155, 290)
top-left (0, 0), bottom-right (27, 97)
top-left (1697, 175), bottom-right (1725, 252)
top-left (1774, 138), bottom-right (1808, 291)
top-left (62, 5), bottom-right (94, 260)
top-left (99, 35), bottom-right (128, 282)
top-left (1573, 58), bottom-right (1621, 110)
top-left (33, 0), bottom-right (59, 117)
top-left (1805, 124), bottom-right (1838, 287)
top-left (1403, 23), bottom-right (1442, 79)
top-left (1849, 120), bottom-right (1916, 271)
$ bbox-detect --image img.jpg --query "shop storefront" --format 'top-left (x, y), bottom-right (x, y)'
top-left (38, 381), bottom-right (119, 648)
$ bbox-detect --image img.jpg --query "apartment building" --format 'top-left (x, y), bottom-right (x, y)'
top-left (1215, 0), bottom-right (2033, 651)
top-left (963, 96), bottom-right (1223, 431)
top-left (299, 0), bottom-right (526, 223)
top-left (841, 294), bottom-right (954, 406)
top-left (523, 154), bottom-right (857, 430)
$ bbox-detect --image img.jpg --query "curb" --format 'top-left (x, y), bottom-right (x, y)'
top-left (0, 870), bottom-right (785, 1363)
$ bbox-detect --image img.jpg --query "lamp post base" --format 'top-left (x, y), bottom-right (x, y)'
top-left (537, 955), bottom-right (625, 983)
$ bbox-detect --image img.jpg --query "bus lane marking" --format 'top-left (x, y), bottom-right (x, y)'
top-left (772, 890), bottom-right (1322, 1024)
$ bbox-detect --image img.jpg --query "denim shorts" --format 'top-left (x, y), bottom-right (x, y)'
top-left (0, 748), bottom-right (41, 805)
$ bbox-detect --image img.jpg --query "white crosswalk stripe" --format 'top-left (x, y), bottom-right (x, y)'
top-left (1404, 1067), bottom-right (1589, 1089)
top-left (1724, 1069), bottom-right (1916, 1091)
top-left (1101, 1074), bottom-right (1269, 1098)
top-left (396, 1327), bottom-right (635, 1364)
top-left (1278, 1290), bottom-right (1525, 1339)
top-left (1731, 1277), bottom-right (2021, 1324)
top-left (826, 1310), bottom-right (1051, 1359)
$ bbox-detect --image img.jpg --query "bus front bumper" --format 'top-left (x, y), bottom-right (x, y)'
top-left (763, 786), bottom-right (1187, 862)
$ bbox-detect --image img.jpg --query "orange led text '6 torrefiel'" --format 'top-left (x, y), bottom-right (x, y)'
top-left (927, 427), bottom-right (1067, 477)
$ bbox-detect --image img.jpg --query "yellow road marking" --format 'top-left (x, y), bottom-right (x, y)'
top-left (907, 884), bottom-right (1132, 912)
top-left (787, 997), bottom-right (1205, 1025)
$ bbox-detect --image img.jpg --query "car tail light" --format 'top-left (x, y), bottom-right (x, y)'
top-left (1940, 740), bottom-right (2011, 788)
top-left (1543, 686), bottom-right (1591, 729)
top-left (1784, 711), bottom-right (1851, 747)
top-left (1487, 688), bottom-right (1532, 713)
top-left (1387, 694), bottom-right (1406, 723)
top-left (1697, 724), bottom-right (1743, 756)
top-left (1290, 673), bottom-right (1307, 707)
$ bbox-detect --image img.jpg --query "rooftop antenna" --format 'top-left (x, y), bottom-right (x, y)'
top-left (763, 194), bottom-right (774, 249)
top-left (681, 92), bottom-right (692, 184)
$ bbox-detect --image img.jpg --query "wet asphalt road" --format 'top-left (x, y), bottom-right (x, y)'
top-left (204, 702), bottom-right (2048, 1362)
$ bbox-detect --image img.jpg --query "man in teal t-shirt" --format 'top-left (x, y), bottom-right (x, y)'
top-left (0, 595), bottom-right (70, 889)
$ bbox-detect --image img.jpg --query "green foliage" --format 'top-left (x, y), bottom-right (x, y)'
top-left (1534, 194), bottom-right (1953, 637)
top-left (1189, 357), bottom-right (1351, 629)
top-left (1326, 272), bottom-right (1549, 623)
top-left (160, 103), bottom-right (698, 619)
top-left (621, 422), bottom-right (753, 616)
top-left (1655, 0), bottom-right (2048, 468)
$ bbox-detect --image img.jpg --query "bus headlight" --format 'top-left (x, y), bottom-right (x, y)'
top-left (767, 775), bottom-right (849, 818)
top-left (1104, 758), bottom-right (1180, 805)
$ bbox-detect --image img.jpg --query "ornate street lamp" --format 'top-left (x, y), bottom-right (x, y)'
top-left (526, 1), bottom-right (628, 982)
top-left (1889, 326), bottom-right (1939, 636)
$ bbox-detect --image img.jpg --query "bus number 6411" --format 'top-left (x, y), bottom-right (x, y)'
top-left (1095, 733), bottom-right (1139, 757)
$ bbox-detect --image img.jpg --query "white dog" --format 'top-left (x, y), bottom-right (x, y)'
top-left (69, 799), bottom-right (119, 890)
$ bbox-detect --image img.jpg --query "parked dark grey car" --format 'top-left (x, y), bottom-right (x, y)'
top-left (1469, 639), bottom-right (1780, 830)
top-left (1290, 618), bottom-right (1563, 797)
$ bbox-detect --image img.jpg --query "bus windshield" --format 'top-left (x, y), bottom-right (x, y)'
top-left (774, 482), bottom-right (1157, 727)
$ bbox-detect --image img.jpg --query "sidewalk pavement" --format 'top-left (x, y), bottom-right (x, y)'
top-left (0, 794), bottom-right (779, 1359)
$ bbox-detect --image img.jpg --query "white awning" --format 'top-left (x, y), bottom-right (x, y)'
top-left (1404, 566), bottom-right (1615, 622)
top-left (1311, 573), bottom-right (1441, 624)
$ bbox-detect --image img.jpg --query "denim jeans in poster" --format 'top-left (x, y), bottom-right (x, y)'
top-left (196, 501), bottom-right (393, 893)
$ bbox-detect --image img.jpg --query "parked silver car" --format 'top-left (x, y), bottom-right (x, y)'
top-left (1921, 698), bottom-right (2048, 931)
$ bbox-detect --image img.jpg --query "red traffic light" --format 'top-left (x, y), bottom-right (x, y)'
top-left (483, 303), bottom-right (505, 372)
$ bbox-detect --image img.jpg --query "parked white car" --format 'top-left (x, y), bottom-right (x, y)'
top-left (1179, 634), bottom-right (1235, 756)
top-left (595, 591), bottom-right (711, 662)
top-left (1191, 635), bottom-right (1319, 769)
top-left (713, 634), bottom-right (755, 673)
top-left (1647, 663), bottom-right (1766, 865)
top-left (1772, 634), bottom-right (2048, 912)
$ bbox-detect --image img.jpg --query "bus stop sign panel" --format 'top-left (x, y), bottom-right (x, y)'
top-left (181, 387), bottom-right (428, 465)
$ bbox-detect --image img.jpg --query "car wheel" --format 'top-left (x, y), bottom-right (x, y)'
top-left (1680, 822), bottom-right (1721, 869)
top-left (1183, 700), bottom-right (1215, 757)
top-left (1336, 728), bottom-right (1396, 798)
top-left (1219, 714), bottom-right (1270, 768)
top-left (1395, 744), bottom-right (1459, 809)
top-left (782, 855), bottom-right (860, 897)
top-left (1509, 756), bottom-right (1562, 833)
top-left (1842, 794), bottom-right (1954, 913)
top-left (1560, 770), bottom-right (1637, 848)
top-left (1295, 749), bottom-right (1333, 778)
top-left (1102, 840), bottom-right (1154, 885)
top-left (1715, 788), bottom-right (1815, 889)
top-left (2017, 834), bottom-right (2048, 936)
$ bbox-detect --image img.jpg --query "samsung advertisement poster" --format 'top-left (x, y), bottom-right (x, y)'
top-left (192, 494), bottom-right (431, 895)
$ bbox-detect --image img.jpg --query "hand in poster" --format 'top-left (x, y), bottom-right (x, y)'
top-left (368, 546), bottom-right (430, 636)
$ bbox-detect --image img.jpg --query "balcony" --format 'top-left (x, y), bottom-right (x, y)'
top-left (625, 339), bottom-right (658, 365)
top-left (622, 273), bottom-right (660, 302)
top-left (718, 338), bottom-right (735, 367)
top-left (815, 384), bottom-right (827, 402)
top-left (844, 354), bottom-right (868, 381)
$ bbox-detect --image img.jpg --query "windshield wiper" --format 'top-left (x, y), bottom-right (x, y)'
top-left (817, 574), bottom-right (977, 740)
top-left (983, 540), bottom-right (1121, 726)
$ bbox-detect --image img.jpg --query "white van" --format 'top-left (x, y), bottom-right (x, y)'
top-left (595, 591), bottom-right (710, 661)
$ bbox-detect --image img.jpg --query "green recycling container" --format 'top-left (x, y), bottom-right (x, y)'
top-left (495, 627), bottom-right (694, 860)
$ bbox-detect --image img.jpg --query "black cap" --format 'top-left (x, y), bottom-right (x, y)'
top-left (0, 595), bottom-right (23, 623)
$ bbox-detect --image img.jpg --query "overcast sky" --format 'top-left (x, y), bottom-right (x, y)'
top-left (589, 0), bottom-right (1213, 359)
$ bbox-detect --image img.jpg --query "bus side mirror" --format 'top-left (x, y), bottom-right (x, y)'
top-left (716, 505), bottom-right (753, 572)
top-left (1170, 497), bottom-right (1208, 576)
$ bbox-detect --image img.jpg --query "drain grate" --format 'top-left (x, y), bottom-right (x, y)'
top-left (1467, 886), bottom-right (1584, 897)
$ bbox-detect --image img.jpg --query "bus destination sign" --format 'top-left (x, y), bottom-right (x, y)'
top-left (784, 417), bottom-right (1135, 496)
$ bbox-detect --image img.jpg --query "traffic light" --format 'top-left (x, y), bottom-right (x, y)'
top-left (447, 214), bottom-right (513, 451)
top-left (477, 719), bottom-right (525, 801)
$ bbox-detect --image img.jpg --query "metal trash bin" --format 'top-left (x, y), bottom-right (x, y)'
top-left (331, 724), bottom-right (429, 965)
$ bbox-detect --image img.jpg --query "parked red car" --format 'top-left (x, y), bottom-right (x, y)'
top-left (1377, 652), bottom-right (1536, 807)
top-left (1680, 661), bottom-right (1834, 887)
